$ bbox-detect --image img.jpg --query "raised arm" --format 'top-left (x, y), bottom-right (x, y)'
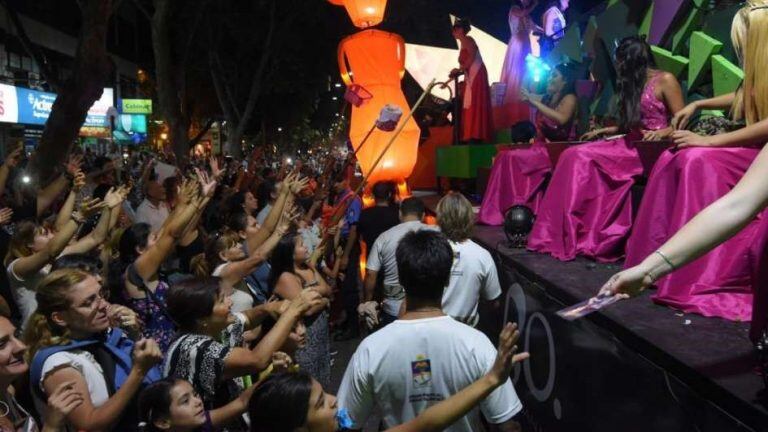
top-left (223, 291), bottom-right (322, 377)
top-left (62, 188), bottom-right (123, 256)
top-left (0, 146), bottom-right (22, 200)
top-left (388, 323), bottom-right (529, 432)
top-left (601, 142), bottom-right (768, 296)
top-left (38, 154), bottom-right (81, 217)
top-left (219, 224), bottom-right (287, 287)
top-left (11, 200), bottom-right (99, 279)
top-left (133, 180), bottom-right (201, 280)
top-left (54, 170), bottom-right (84, 231)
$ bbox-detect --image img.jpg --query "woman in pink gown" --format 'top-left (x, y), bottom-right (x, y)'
top-left (478, 63), bottom-right (577, 225)
top-left (623, 7), bottom-right (768, 321)
top-left (497, 0), bottom-right (537, 128)
top-left (452, 18), bottom-right (494, 143)
top-left (527, 36), bottom-right (684, 261)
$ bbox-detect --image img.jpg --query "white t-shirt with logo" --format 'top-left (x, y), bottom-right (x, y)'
top-left (443, 239), bottom-right (501, 327)
top-left (366, 221), bottom-right (438, 316)
top-left (338, 316), bottom-right (522, 431)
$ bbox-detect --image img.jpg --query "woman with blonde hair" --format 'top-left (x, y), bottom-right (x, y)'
top-left (621, 3), bottom-right (768, 323)
top-left (601, 1), bottom-right (768, 344)
top-left (436, 192), bottom-right (502, 327)
top-left (26, 269), bottom-right (163, 431)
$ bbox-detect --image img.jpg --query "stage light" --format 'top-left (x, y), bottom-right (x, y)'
top-left (525, 54), bottom-right (551, 83)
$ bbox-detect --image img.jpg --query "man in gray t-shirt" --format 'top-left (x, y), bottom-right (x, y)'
top-left (362, 197), bottom-right (437, 326)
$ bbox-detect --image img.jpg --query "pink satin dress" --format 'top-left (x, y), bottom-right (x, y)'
top-left (527, 73), bottom-right (669, 262)
top-left (497, 7), bottom-right (532, 128)
top-left (478, 102), bottom-right (575, 225)
top-left (626, 129), bottom-right (768, 328)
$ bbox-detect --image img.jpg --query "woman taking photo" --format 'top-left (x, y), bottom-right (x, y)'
top-left (248, 322), bottom-right (528, 432)
top-left (26, 269), bottom-right (163, 431)
top-left (478, 63), bottom-right (578, 225)
top-left (527, 36), bottom-right (684, 262)
top-left (269, 231), bottom-right (333, 388)
top-left (163, 277), bottom-right (324, 430)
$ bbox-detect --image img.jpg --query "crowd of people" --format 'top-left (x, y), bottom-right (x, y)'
top-left (0, 131), bottom-right (529, 432)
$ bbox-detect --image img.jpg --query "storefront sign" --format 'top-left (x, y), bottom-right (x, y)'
top-left (121, 99), bottom-right (152, 114)
top-left (0, 84), bottom-right (19, 124)
top-left (117, 114), bottom-right (147, 133)
top-left (11, 87), bottom-right (114, 127)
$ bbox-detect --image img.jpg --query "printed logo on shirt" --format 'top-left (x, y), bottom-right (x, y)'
top-left (450, 251), bottom-right (463, 277)
top-left (411, 355), bottom-right (432, 387)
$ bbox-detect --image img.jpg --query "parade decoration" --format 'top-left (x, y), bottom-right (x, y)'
top-left (328, 0), bottom-right (388, 29)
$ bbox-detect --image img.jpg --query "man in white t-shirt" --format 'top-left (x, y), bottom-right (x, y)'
top-left (338, 230), bottom-right (522, 432)
top-left (135, 179), bottom-right (170, 233)
top-left (437, 192), bottom-right (501, 327)
top-left (362, 197), bottom-right (438, 327)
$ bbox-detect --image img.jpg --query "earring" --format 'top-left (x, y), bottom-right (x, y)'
top-left (0, 400), bottom-right (9, 417)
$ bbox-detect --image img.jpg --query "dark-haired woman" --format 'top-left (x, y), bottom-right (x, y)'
top-left (478, 63), bottom-right (578, 225)
top-left (138, 378), bottom-right (256, 432)
top-left (162, 277), bottom-right (323, 430)
top-left (497, 0), bottom-right (538, 128)
top-left (452, 18), bottom-right (493, 143)
top-left (119, 178), bottom-right (215, 351)
top-left (540, 0), bottom-right (568, 57)
top-left (269, 232), bottom-right (333, 388)
top-left (527, 36), bottom-right (684, 261)
top-left (248, 322), bottom-right (527, 432)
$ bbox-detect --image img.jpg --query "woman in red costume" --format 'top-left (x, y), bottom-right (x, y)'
top-left (451, 18), bottom-right (494, 143)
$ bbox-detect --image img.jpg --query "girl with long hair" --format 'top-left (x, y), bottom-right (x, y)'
top-left (268, 231), bottom-right (333, 388)
top-left (527, 36), bottom-right (684, 261)
top-left (622, 3), bottom-right (768, 322)
top-left (601, 1), bottom-right (768, 345)
top-left (479, 62), bottom-right (579, 225)
top-left (26, 269), bottom-right (163, 431)
top-left (247, 322), bottom-right (527, 432)
top-left (162, 277), bottom-right (324, 430)
top-left (137, 377), bottom-right (256, 432)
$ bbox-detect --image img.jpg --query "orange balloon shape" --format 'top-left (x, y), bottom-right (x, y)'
top-left (338, 30), bottom-right (420, 185)
top-left (327, 0), bottom-right (387, 29)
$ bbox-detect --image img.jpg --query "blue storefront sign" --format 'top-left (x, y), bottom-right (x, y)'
top-left (12, 87), bottom-right (113, 127)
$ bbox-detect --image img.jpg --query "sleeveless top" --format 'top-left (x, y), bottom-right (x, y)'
top-left (639, 73), bottom-right (670, 131)
top-left (126, 279), bottom-right (176, 352)
top-left (535, 96), bottom-right (576, 142)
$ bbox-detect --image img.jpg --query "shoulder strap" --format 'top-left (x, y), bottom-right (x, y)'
top-left (127, 264), bottom-right (179, 327)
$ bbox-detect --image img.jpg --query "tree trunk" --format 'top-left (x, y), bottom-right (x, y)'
top-left (151, 0), bottom-right (188, 165)
top-left (31, 0), bottom-right (114, 182)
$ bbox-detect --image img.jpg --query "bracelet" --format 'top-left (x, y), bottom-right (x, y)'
top-left (654, 250), bottom-right (676, 271)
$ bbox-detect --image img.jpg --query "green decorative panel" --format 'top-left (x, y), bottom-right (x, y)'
top-left (701, 3), bottom-right (743, 64)
top-left (687, 31), bottom-right (722, 90)
top-left (436, 145), bottom-right (498, 179)
top-left (549, 24), bottom-right (582, 64)
top-left (671, 7), bottom-right (704, 55)
top-left (651, 46), bottom-right (689, 78)
top-left (495, 128), bottom-right (511, 145)
top-left (583, 16), bottom-right (599, 57)
top-left (639, 3), bottom-right (653, 39)
top-left (595, 0), bottom-right (640, 49)
top-left (711, 54), bottom-right (743, 97)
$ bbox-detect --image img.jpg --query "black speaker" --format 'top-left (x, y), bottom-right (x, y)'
top-left (503, 205), bottom-right (535, 248)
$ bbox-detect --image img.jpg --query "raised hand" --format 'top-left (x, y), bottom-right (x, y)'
top-left (78, 197), bottom-right (105, 218)
top-left (65, 154), bottom-right (83, 177)
top-left (72, 169), bottom-right (86, 192)
top-left (209, 156), bottom-right (223, 180)
top-left (44, 381), bottom-right (84, 429)
top-left (0, 208), bottom-right (12, 225)
top-left (3, 146), bottom-right (22, 169)
top-left (103, 187), bottom-right (123, 209)
top-left (487, 323), bottom-right (529, 386)
top-left (195, 167), bottom-right (217, 198)
top-left (271, 351), bottom-right (294, 373)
